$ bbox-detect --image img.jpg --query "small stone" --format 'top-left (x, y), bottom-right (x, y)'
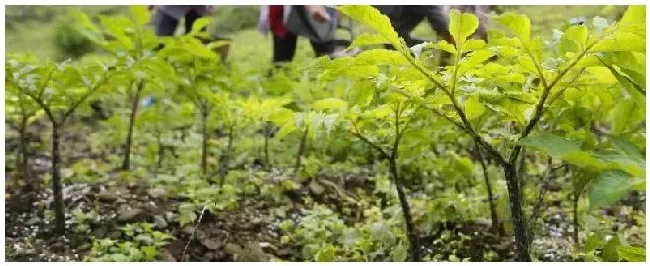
top-left (154, 215), bottom-right (168, 229)
top-left (309, 180), bottom-right (325, 195)
top-left (117, 208), bottom-right (144, 223)
top-left (200, 238), bottom-right (224, 250)
top-left (181, 225), bottom-right (195, 235)
top-left (148, 187), bottom-right (167, 199)
top-left (165, 211), bottom-right (175, 222)
top-left (96, 190), bottom-right (119, 202)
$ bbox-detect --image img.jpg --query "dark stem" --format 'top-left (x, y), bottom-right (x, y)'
top-left (19, 117), bottom-right (36, 193)
top-left (294, 127), bottom-right (309, 171)
top-left (156, 133), bottom-right (163, 173)
top-left (573, 193), bottom-right (580, 245)
top-left (503, 165), bottom-right (532, 261)
top-left (518, 148), bottom-right (527, 204)
top-left (51, 122), bottom-right (66, 236)
top-left (122, 81), bottom-right (143, 171)
top-left (219, 126), bottom-right (234, 187)
top-left (474, 143), bottom-right (500, 234)
top-left (389, 157), bottom-right (420, 262)
top-left (264, 122), bottom-right (271, 167)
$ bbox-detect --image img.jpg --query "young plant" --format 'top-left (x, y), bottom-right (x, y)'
top-left (309, 50), bottom-right (430, 260)
top-left (159, 24), bottom-right (229, 176)
top-left (6, 56), bottom-right (116, 236)
top-left (5, 59), bottom-right (44, 193)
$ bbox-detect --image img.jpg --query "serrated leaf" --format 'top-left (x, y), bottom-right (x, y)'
top-left (449, 9), bottom-right (479, 49)
top-left (495, 13), bottom-right (531, 46)
top-left (588, 170), bottom-right (632, 210)
top-left (338, 6), bottom-right (405, 53)
top-left (432, 40), bottom-right (457, 54)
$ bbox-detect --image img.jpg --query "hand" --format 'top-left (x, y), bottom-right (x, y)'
top-left (305, 5), bottom-right (330, 23)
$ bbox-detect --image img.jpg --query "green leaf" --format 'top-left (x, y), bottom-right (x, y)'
top-left (518, 133), bottom-right (581, 158)
top-left (190, 17), bottom-right (213, 36)
top-left (432, 40), bottom-right (457, 54)
top-left (134, 234), bottom-right (154, 245)
top-left (449, 9), bottom-right (479, 49)
top-left (314, 245), bottom-right (336, 262)
top-left (563, 25), bottom-right (588, 50)
top-left (461, 39), bottom-right (486, 53)
top-left (129, 6), bottom-right (151, 25)
top-left (617, 5), bottom-right (646, 36)
top-left (464, 94), bottom-right (485, 120)
top-left (337, 6), bottom-right (404, 52)
top-left (588, 170), bottom-right (632, 210)
top-left (603, 234), bottom-right (622, 261)
top-left (364, 104), bottom-right (393, 119)
top-left (276, 121), bottom-right (297, 140)
top-left (312, 98), bottom-right (348, 110)
top-left (495, 13), bottom-right (531, 46)
top-left (591, 32), bottom-right (646, 52)
top-left (617, 245), bottom-right (646, 262)
top-left (609, 135), bottom-right (644, 162)
top-left (390, 242), bottom-right (408, 262)
top-left (583, 231), bottom-right (605, 253)
top-left (349, 33), bottom-right (388, 48)
top-left (563, 151), bottom-right (607, 169)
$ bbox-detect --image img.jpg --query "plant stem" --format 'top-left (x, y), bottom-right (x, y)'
top-left (294, 127), bottom-right (309, 171)
top-left (51, 122), bottom-right (66, 235)
top-left (122, 81), bottom-right (143, 171)
top-left (503, 165), bottom-right (532, 261)
top-left (518, 148), bottom-right (527, 204)
top-left (475, 143), bottom-right (500, 234)
top-left (156, 133), bottom-right (163, 173)
top-left (264, 122), bottom-right (271, 167)
top-left (389, 157), bottom-right (420, 262)
top-left (219, 126), bottom-right (234, 187)
top-left (573, 193), bottom-right (580, 245)
top-left (19, 117), bottom-right (36, 193)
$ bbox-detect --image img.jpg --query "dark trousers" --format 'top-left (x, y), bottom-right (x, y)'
top-left (272, 32), bottom-right (335, 64)
top-left (376, 5), bottom-right (451, 47)
top-left (154, 9), bottom-right (201, 36)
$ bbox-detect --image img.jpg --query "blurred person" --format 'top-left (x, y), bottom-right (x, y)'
top-left (259, 5), bottom-right (338, 67)
top-left (151, 5), bottom-right (217, 36)
top-left (376, 5), bottom-right (490, 47)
